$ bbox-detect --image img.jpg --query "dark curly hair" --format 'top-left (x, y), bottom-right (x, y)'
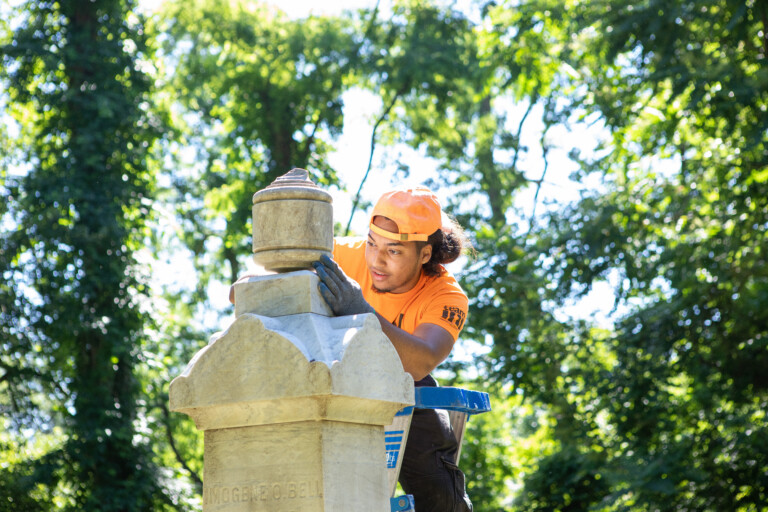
top-left (417, 216), bottom-right (473, 277)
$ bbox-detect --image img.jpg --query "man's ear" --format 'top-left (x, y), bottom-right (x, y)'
top-left (420, 243), bottom-right (432, 265)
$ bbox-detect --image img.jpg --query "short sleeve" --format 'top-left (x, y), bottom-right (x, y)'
top-left (417, 284), bottom-right (468, 342)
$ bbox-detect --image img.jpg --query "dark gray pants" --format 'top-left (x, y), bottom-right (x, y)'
top-left (398, 376), bottom-right (473, 512)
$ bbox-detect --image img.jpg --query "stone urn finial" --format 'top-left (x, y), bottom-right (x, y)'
top-left (251, 168), bottom-right (333, 272)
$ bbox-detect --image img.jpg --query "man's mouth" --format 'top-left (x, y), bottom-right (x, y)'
top-left (370, 269), bottom-right (387, 281)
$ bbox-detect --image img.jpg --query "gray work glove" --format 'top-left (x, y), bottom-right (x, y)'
top-left (312, 254), bottom-right (375, 316)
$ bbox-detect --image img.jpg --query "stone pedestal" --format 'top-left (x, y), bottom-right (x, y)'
top-left (202, 421), bottom-right (388, 510)
top-left (170, 274), bottom-right (414, 511)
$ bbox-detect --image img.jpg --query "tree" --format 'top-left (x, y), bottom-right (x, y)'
top-left (343, 0), bottom-right (480, 231)
top-left (509, 0), bottom-right (768, 509)
top-left (0, 0), bottom-right (169, 509)
top-left (153, 0), bottom-right (356, 287)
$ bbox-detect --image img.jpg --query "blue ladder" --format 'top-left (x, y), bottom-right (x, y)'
top-left (386, 387), bottom-right (491, 512)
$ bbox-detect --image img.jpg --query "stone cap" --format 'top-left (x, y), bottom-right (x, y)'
top-left (169, 313), bottom-right (414, 431)
top-left (252, 168), bottom-right (332, 203)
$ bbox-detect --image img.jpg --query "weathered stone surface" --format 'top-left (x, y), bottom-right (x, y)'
top-left (202, 422), bottom-right (389, 511)
top-left (251, 200), bottom-right (332, 271)
top-left (251, 169), bottom-right (333, 271)
top-left (169, 312), bottom-right (414, 511)
top-left (233, 271), bottom-right (332, 317)
top-left (169, 313), bottom-right (413, 430)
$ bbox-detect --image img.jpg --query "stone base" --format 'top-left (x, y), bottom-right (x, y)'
top-left (233, 271), bottom-right (332, 318)
top-left (203, 421), bottom-right (389, 512)
top-left (170, 291), bottom-right (415, 512)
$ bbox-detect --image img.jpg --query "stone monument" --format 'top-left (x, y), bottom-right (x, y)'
top-left (169, 169), bottom-right (414, 511)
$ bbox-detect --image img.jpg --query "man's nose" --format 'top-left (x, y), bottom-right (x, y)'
top-left (374, 247), bottom-right (387, 266)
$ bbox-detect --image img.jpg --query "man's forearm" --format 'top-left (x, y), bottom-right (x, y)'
top-left (373, 313), bottom-right (454, 381)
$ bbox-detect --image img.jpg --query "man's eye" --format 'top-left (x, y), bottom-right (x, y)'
top-left (389, 250), bottom-right (400, 255)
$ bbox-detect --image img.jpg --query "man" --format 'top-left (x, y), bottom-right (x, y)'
top-left (312, 186), bottom-right (473, 512)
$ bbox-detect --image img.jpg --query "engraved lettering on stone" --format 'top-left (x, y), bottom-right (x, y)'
top-left (203, 481), bottom-right (323, 505)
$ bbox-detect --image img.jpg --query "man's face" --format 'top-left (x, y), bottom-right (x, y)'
top-left (365, 216), bottom-right (432, 294)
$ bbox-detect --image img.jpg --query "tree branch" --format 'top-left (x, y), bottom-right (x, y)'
top-left (362, 0), bottom-right (381, 44)
top-left (223, 244), bottom-right (239, 284)
top-left (159, 399), bottom-right (203, 493)
top-left (528, 97), bottom-right (554, 235)
top-left (344, 84), bottom-right (407, 235)
top-left (762, 2), bottom-right (768, 57)
top-left (510, 96), bottom-right (537, 174)
top-left (528, 141), bottom-right (550, 234)
top-left (299, 112), bottom-right (323, 167)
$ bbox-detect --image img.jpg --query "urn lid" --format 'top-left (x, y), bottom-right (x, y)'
top-left (252, 168), bottom-right (332, 204)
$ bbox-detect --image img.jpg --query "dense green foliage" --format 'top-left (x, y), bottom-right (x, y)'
top-left (154, 0), bottom-right (354, 286)
top-left (512, 1), bottom-right (768, 509)
top-left (0, 0), bottom-right (168, 510)
top-left (1, 0), bottom-right (766, 510)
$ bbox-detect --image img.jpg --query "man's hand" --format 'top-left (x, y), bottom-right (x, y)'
top-left (312, 254), bottom-right (375, 316)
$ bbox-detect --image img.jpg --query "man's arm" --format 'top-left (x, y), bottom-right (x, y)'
top-left (375, 319), bottom-right (454, 381)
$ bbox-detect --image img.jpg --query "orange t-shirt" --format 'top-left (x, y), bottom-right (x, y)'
top-left (333, 238), bottom-right (468, 342)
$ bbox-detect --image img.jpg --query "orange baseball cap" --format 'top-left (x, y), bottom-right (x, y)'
top-left (369, 187), bottom-right (442, 242)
